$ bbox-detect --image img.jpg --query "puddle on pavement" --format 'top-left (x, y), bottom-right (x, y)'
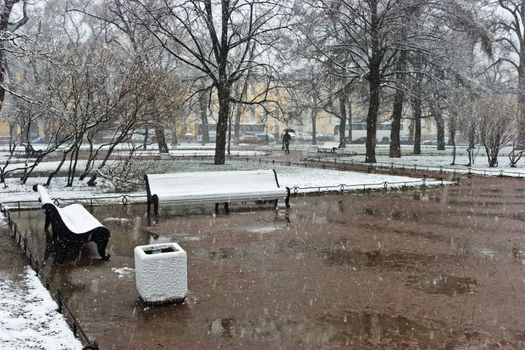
top-left (322, 249), bottom-right (459, 271)
top-left (405, 274), bottom-right (477, 295)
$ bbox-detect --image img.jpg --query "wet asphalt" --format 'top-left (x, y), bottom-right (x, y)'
top-left (10, 176), bottom-right (525, 349)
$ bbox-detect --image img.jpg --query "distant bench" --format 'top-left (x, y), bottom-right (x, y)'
top-left (144, 169), bottom-right (290, 218)
top-left (33, 185), bottom-right (111, 262)
top-left (318, 142), bottom-right (342, 153)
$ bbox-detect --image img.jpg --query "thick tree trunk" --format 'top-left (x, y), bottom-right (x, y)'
top-left (389, 35), bottom-right (407, 158)
top-left (365, 1), bottom-right (380, 163)
top-left (434, 110), bottom-right (446, 150)
top-left (389, 88), bottom-right (403, 158)
top-left (214, 83), bottom-right (230, 165)
top-left (0, 2), bottom-right (16, 115)
top-left (411, 54), bottom-right (423, 155)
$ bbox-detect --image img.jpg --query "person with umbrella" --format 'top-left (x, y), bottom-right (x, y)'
top-left (282, 128), bottom-right (294, 154)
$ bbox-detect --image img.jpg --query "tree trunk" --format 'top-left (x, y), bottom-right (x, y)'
top-left (434, 109), bottom-right (445, 151)
top-left (0, 1), bottom-right (16, 115)
top-left (143, 128), bottom-right (149, 149)
top-left (155, 127), bottom-right (169, 153)
top-left (411, 54), bottom-right (423, 155)
top-left (214, 83), bottom-right (230, 165)
top-left (311, 108), bottom-right (318, 145)
top-left (517, 39), bottom-right (525, 149)
top-left (365, 0), bottom-right (380, 163)
top-left (338, 95), bottom-right (347, 148)
top-left (389, 34), bottom-right (407, 158)
top-left (198, 84), bottom-right (210, 145)
top-left (46, 150), bottom-right (69, 186)
top-left (413, 101), bottom-right (422, 155)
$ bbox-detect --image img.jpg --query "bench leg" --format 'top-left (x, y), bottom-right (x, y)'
top-left (93, 228), bottom-right (111, 260)
top-left (224, 203), bottom-right (229, 213)
top-left (215, 203), bottom-right (219, 213)
top-left (54, 241), bottom-right (68, 264)
top-left (285, 188), bottom-right (291, 208)
top-left (274, 199), bottom-right (278, 209)
top-left (153, 202), bottom-right (159, 220)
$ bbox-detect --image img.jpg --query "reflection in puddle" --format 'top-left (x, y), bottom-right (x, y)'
top-left (112, 267), bottom-right (135, 279)
top-left (209, 311), bottom-right (455, 348)
top-left (210, 318), bottom-right (237, 337)
top-left (322, 249), bottom-right (455, 270)
top-left (246, 225), bottom-right (279, 234)
top-left (406, 274), bottom-right (477, 295)
top-left (476, 247), bottom-right (496, 259)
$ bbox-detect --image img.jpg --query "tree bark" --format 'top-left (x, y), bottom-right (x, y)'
top-left (338, 94), bottom-right (347, 148)
top-left (155, 127), bottom-right (169, 153)
top-left (389, 52), bottom-right (406, 158)
top-left (198, 84), bottom-right (210, 145)
top-left (434, 108), bottom-right (446, 150)
top-left (214, 83), bottom-right (230, 165)
top-left (365, 0), bottom-right (380, 163)
top-left (411, 53), bottom-right (423, 155)
top-left (311, 107), bottom-right (318, 145)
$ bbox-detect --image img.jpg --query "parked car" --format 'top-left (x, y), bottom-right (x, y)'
top-left (239, 134), bottom-right (263, 144)
top-left (317, 133), bottom-right (334, 142)
top-left (255, 133), bottom-right (275, 143)
top-left (297, 132), bottom-right (313, 142)
top-left (422, 137), bottom-right (449, 145)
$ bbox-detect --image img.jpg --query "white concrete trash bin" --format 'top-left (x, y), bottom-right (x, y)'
top-left (134, 242), bottom-right (187, 304)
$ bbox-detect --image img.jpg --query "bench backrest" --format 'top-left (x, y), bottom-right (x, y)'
top-left (145, 169), bottom-right (282, 198)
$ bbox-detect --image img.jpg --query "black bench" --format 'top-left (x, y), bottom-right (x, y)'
top-left (33, 185), bottom-right (111, 262)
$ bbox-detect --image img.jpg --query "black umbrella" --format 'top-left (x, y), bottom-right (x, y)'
top-left (283, 128), bottom-right (296, 133)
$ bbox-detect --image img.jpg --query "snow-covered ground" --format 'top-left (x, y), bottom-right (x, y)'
top-left (0, 266), bottom-right (82, 350)
top-left (336, 154), bottom-right (525, 177)
top-left (0, 155), bottom-right (448, 349)
top-left (0, 160), bottom-right (445, 209)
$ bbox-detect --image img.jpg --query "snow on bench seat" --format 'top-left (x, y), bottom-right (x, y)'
top-left (144, 169), bottom-right (290, 217)
top-left (33, 185), bottom-right (111, 262)
top-left (318, 142), bottom-right (342, 152)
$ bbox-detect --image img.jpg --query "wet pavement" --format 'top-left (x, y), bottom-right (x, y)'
top-left (11, 176), bottom-right (525, 349)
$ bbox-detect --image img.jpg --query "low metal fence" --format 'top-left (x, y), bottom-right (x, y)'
top-left (288, 178), bottom-right (456, 195)
top-left (1, 204), bottom-right (100, 350)
top-left (1, 194), bottom-right (147, 211)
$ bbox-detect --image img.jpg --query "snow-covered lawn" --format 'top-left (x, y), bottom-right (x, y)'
top-left (336, 154), bottom-right (525, 177)
top-left (0, 267), bottom-right (82, 350)
top-left (0, 160), bottom-right (445, 208)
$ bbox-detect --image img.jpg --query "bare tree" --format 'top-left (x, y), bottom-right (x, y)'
top-left (123, 0), bottom-right (290, 164)
top-left (494, 0), bottom-right (525, 148)
top-left (0, 0), bottom-right (29, 113)
top-left (478, 94), bottom-right (517, 167)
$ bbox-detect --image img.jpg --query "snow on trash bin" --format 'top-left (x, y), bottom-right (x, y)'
top-left (134, 242), bottom-right (187, 304)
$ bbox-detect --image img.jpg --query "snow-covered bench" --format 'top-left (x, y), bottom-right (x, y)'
top-left (318, 142), bottom-right (342, 153)
top-left (33, 185), bottom-right (111, 262)
top-left (144, 169), bottom-right (290, 218)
